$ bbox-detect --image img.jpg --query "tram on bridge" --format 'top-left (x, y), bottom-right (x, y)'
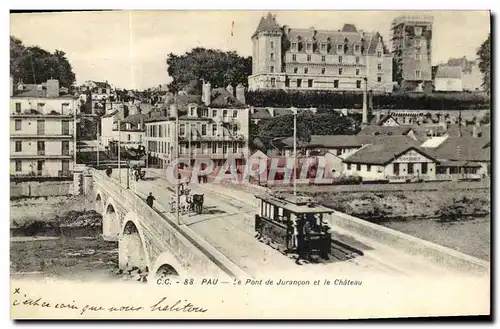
top-left (254, 192), bottom-right (335, 262)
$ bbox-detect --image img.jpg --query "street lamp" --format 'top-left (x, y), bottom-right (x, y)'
top-left (290, 107), bottom-right (297, 196)
top-left (126, 160), bottom-right (130, 189)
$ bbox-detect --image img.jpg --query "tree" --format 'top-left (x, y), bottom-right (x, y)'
top-left (477, 33), bottom-right (491, 94)
top-left (166, 48), bottom-right (252, 92)
top-left (10, 35), bottom-right (76, 87)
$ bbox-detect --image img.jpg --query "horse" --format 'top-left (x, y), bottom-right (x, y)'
top-left (191, 193), bottom-right (204, 214)
top-left (178, 194), bottom-right (190, 214)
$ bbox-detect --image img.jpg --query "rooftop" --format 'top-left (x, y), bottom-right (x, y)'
top-left (435, 65), bottom-right (462, 79)
top-left (358, 125), bottom-right (413, 136)
top-left (423, 136), bottom-right (490, 162)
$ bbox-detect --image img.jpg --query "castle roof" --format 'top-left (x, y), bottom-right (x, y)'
top-left (252, 12), bottom-right (282, 37)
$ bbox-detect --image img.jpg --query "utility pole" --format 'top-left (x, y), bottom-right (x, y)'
top-left (188, 124), bottom-right (192, 168)
top-left (118, 118), bottom-right (121, 184)
top-left (96, 121), bottom-right (100, 168)
top-left (291, 107), bottom-right (297, 196)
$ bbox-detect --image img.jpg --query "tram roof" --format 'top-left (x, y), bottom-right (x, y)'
top-left (255, 193), bottom-right (334, 214)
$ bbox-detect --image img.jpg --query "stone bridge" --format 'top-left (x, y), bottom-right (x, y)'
top-left (89, 169), bottom-right (248, 281)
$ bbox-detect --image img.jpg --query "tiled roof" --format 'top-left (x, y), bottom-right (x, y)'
top-left (252, 12), bottom-right (282, 37)
top-left (358, 126), bottom-right (413, 136)
top-left (435, 65), bottom-right (462, 79)
top-left (12, 83), bottom-right (75, 99)
top-left (445, 124), bottom-right (491, 139)
top-left (344, 140), bottom-right (434, 165)
top-left (424, 137), bottom-right (491, 162)
top-left (121, 113), bottom-right (147, 123)
top-left (210, 88), bottom-right (246, 108)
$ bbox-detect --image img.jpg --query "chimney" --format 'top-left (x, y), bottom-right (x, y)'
top-left (10, 76), bottom-right (13, 97)
top-left (203, 82), bottom-right (211, 106)
top-left (236, 83), bottom-right (246, 104)
top-left (226, 84), bottom-right (234, 96)
top-left (46, 79), bottom-right (60, 98)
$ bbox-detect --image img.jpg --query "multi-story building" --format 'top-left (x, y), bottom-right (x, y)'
top-left (10, 78), bottom-right (78, 178)
top-left (144, 82), bottom-right (249, 169)
top-left (391, 15), bottom-right (434, 92)
top-left (248, 13), bottom-right (393, 92)
top-left (446, 57), bottom-right (484, 92)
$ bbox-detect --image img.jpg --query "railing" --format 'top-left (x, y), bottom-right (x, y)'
top-left (58, 170), bottom-right (73, 177)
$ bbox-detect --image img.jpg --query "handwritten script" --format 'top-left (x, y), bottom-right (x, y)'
top-left (11, 288), bottom-right (208, 316)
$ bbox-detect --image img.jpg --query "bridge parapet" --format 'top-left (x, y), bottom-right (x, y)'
top-left (91, 169), bottom-right (249, 280)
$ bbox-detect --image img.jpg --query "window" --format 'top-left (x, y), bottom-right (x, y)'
top-left (334, 80), bottom-right (339, 88)
top-left (321, 43), bottom-right (326, 51)
top-left (355, 45), bottom-right (360, 52)
top-left (285, 78), bottom-right (290, 87)
top-left (367, 164), bottom-right (371, 172)
top-left (415, 70), bottom-right (421, 79)
top-left (15, 103), bottom-right (21, 113)
top-left (15, 141), bottom-right (21, 152)
top-left (347, 163), bottom-right (351, 170)
top-left (308, 79), bottom-right (313, 88)
top-left (338, 68), bottom-right (343, 75)
top-left (415, 27), bottom-right (422, 36)
top-left (189, 106), bottom-right (195, 116)
top-left (127, 134), bottom-right (131, 141)
top-left (232, 110), bottom-right (238, 118)
top-left (415, 53), bottom-right (421, 60)
top-left (321, 56), bottom-right (325, 62)
top-left (271, 78), bottom-right (276, 87)
top-left (270, 41), bottom-right (274, 49)
top-left (306, 43), bottom-right (312, 51)
top-left (62, 140), bottom-right (70, 155)
top-left (297, 79), bottom-right (302, 88)
top-left (15, 160), bottom-right (21, 172)
top-left (62, 120), bottom-right (70, 135)
top-left (355, 56), bottom-right (360, 64)
top-left (179, 124), bottom-right (185, 136)
top-left (378, 64), bottom-right (382, 71)
top-left (37, 160), bottom-right (44, 172)
top-left (15, 119), bottom-right (21, 131)
top-left (377, 51), bottom-right (382, 58)
top-left (201, 124), bottom-right (207, 136)
top-left (356, 69), bottom-right (360, 76)
top-left (321, 68), bottom-right (326, 75)
top-left (210, 142), bottom-right (216, 154)
top-left (292, 54), bottom-right (297, 61)
top-left (212, 124), bottom-right (217, 136)
top-left (212, 109), bottom-right (217, 117)
top-left (337, 45), bottom-right (343, 52)
top-left (356, 80), bottom-right (362, 89)
top-left (408, 163), bottom-right (414, 174)
top-left (377, 76), bottom-right (382, 82)
top-left (304, 67), bottom-right (308, 74)
top-left (421, 162), bottom-right (428, 174)
top-left (291, 42), bottom-right (297, 51)
top-left (270, 66), bottom-right (275, 73)
top-left (338, 56), bottom-right (343, 63)
top-left (37, 103), bottom-right (45, 112)
top-left (293, 67), bottom-right (298, 74)
top-left (356, 164), bottom-right (361, 171)
top-left (393, 163), bottom-right (400, 175)
top-left (307, 55), bottom-right (311, 62)
top-left (37, 141), bottom-right (45, 155)
top-left (223, 110), bottom-right (228, 118)
top-left (270, 53), bottom-right (275, 60)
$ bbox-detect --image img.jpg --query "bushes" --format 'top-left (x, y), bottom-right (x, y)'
top-left (245, 89), bottom-right (490, 110)
top-left (436, 196), bottom-right (490, 222)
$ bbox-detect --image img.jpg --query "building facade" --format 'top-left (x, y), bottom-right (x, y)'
top-left (10, 79), bottom-right (78, 178)
top-left (391, 15), bottom-right (434, 92)
top-left (434, 66), bottom-right (463, 92)
top-left (248, 13), bottom-right (393, 92)
top-left (144, 83), bottom-right (250, 169)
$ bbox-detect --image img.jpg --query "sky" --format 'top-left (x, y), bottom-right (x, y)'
top-left (10, 10), bottom-right (491, 90)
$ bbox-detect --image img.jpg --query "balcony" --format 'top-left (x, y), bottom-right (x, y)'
top-left (10, 153), bottom-right (74, 160)
top-left (38, 150), bottom-right (45, 156)
top-left (10, 109), bottom-right (74, 118)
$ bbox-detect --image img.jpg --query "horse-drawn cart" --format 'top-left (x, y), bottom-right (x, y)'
top-left (168, 187), bottom-right (204, 215)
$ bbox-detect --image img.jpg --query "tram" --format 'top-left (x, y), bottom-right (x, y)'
top-left (254, 192), bottom-right (333, 262)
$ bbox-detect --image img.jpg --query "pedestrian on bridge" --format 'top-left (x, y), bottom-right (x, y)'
top-left (146, 192), bottom-right (156, 208)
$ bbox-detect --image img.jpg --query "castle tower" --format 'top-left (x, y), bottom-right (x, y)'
top-left (391, 15), bottom-right (434, 92)
top-left (248, 13), bottom-right (284, 91)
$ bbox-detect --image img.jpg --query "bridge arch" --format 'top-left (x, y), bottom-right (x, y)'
top-left (151, 252), bottom-right (185, 280)
top-left (95, 192), bottom-right (104, 214)
top-left (119, 213), bottom-right (151, 273)
top-left (102, 200), bottom-right (121, 240)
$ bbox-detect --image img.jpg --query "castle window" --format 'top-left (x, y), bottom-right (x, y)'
top-left (337, 44), bottom-right (343, 52)
top-left (338, 68), bottom-right (343, 75)
top-left (377, 76), bottom-right (382, 82)
top-left (377, 51), bottom-right (382, 58)
top-left (334, 80), bottom-right (339, 88)
top-left (270, 41), bottom-right (274, 49)
top-left (297, 79), bottom-right (302, 88)
top-left (292, 54), bottom-right (297, 61)
top-left (378, 64), bottom-right (382, 71)
top-left (338, 56), bottom-right (342, 63)
top-left (271, 78), bottom-right (276, 87)
top-left (304, 67), bottom-right (309, 74)
top-left (293, 67), bottom-right (298, 74)
top-left (306, 43), bottom-right (312, 51)
top-left (321, 56), bottom-right (325, 62)
top-left (321, 68), bottom-right (326, 75)
top-left (285, 78), bottom-right (290, 87)
top-left (415, 52), bottom-right (421, 60)
top-left (270, 53), bottom-right (275, 60)
top-left (270, 66), bottom-right (275, 73)
top-left (356, 69), bottom-right (360, 76)
top-left (356, 80), bottom-right (361, 88)
top-left (356, 56), bottom-right (360, 64)
top-left (308, 79), bottom-right (313, 88)
top-left (355, 45), bottom-right (360, 52)
top-left (291, 42), bottom-right (297, 51)
top-left (415, 27), bottom-right (423, 36)
top-left (307, 55), bottom-right (311, 62)
top-left (415, 70), bottom-right (421, 79)
top-left (321, 43), bottom-right (326, 51)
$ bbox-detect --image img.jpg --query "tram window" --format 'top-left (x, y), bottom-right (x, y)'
top-left (260, 201), bottom-right (264, 216)
top-left (270, 205), bottom-right (275, 220)
top-left (278, 207), bottom-right (283, 217)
